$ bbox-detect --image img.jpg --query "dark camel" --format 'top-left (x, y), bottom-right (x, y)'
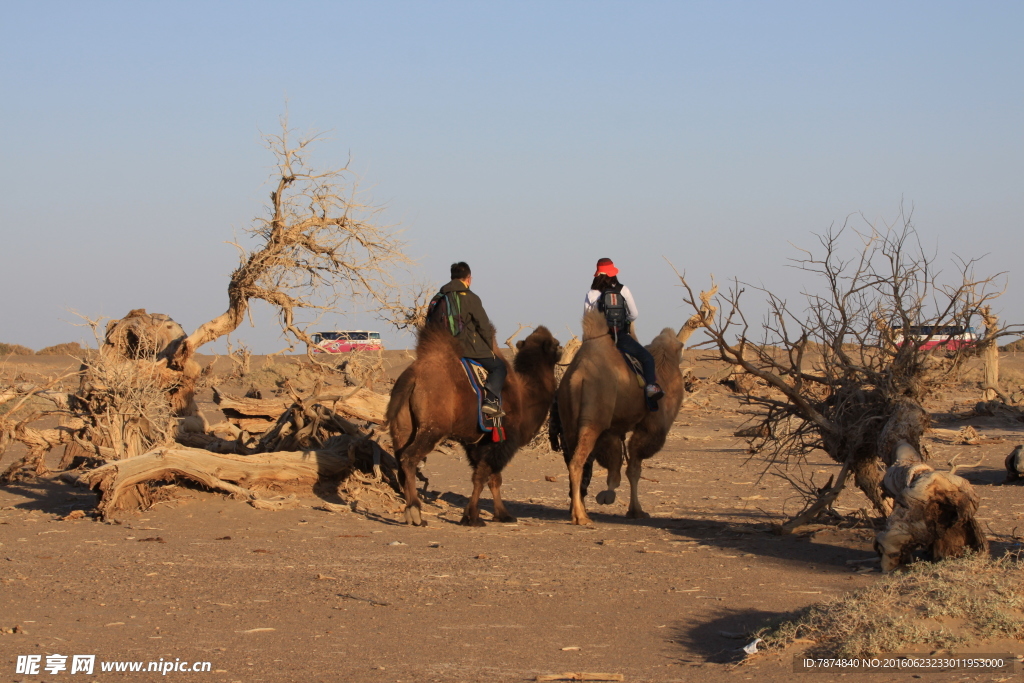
top-left (553, 311), bottom-right (687, 525)
top-left (386, 325), bottom-right (561, 526)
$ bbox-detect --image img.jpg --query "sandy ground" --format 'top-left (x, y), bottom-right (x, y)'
top-left (2, 352), bottom-right (1024, 682)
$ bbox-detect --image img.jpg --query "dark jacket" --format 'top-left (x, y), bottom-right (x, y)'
top-left (438, 279), bottom-right (497, 359)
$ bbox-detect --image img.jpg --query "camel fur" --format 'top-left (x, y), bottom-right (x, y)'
top-left (1004, 444), bottom-right (1024, 483)
top-left (553, 311), bottom-right (686, 525)
top-left (875, 440), bottom-right (988, 572)
top-left (386, 325), bottom-right (561, 526)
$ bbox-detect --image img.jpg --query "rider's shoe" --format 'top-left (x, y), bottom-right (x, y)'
top-left (482, 398), bottom-right (506, 417)
top-left (645, 383), bottom-right (665, 401)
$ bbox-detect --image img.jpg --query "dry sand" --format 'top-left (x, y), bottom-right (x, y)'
top-left (2, 352), bottom-right (1023, 682)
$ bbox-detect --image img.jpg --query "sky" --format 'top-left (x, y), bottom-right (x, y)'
top-left (2, 1), bottom-right (1022, 353)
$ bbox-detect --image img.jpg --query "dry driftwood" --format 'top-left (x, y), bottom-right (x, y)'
top-left (0, 417), bottom-right (86, 483)
top-left (0, 376), bottom-right (87, 482)
top-left (78, 434), bottom-right (396, 519)
top-left (214, 385), bottom-right (388, 426)
top-left (875, 441), bottom-right (987, 572)
top-left (981, 306), bottom-right (1001, 401)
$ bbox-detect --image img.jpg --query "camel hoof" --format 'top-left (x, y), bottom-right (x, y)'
top-left (570, 510), bottom-right (593, 525)
top-left (494, 514), bottom-right (518, 524)
top-left (595, 490), bottom-right (616, 505)
top-left (626, 508), bottom-right (651, 520)
top-left (460, 515), bottom-right (486, 527)
top-left (403, 505), bottom-right (423, 526)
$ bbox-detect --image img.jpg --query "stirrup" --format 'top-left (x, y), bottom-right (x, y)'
top-left (482, 399), bottom-right (505, 417)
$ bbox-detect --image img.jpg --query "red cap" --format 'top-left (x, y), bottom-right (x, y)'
top-left (594, 258), bottom-right (618, 277)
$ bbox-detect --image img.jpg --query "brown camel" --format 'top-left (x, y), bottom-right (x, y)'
top-left (386, 325), bottom-right (561, 526)
top-left (553, 310), bottom-right (687, 525)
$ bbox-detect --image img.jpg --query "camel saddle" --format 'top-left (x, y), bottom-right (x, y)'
top-left (619, 351), bottom-right (659, 412)
top-left (459, 358), bottom-right (506, 442)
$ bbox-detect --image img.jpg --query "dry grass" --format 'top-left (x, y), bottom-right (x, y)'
top-left (36, 342), bottom-right (84, 356)
top-left (242, 359), bottom-right (324, 390)
top-left (1000, 338), bottom-right (1024, 353)
top-left (0, 343), bottom-right (34, 355)
top-left (755, 554), bottom-right (1024, 657)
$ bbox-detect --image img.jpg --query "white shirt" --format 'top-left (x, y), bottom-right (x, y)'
top-left (584, 286), bottom-right (638, 322)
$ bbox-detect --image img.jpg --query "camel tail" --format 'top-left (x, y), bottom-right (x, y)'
top-left (385, 371), bottom-right (416, 431)
top-left (548, 397), bottom-right (562, 452)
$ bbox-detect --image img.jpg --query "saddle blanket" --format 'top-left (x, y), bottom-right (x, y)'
top-left (460, 358), bottom-right (506, 442)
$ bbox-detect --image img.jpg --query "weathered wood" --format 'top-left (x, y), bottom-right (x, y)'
top-left (876, 441), bottom-right (987, 571)
top-left (81, 438), bottom-right (376, 518)
top-left (231, 417), bottom-right (276, 434)
top-left (213, 386), bottom-right (388, 424)
top-left (982, 307), bottom-right (1000, 401)
top-left (1, 417), bottom-right (86, 482)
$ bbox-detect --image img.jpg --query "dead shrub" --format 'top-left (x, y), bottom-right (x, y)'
top-left (754, 554), bottom-right (1024, 658)
top-left (1000, 337), bottom-right (1024, 353)
top-left (36, 342), bottom-right (84, 356)
top-left (0, 343), bottom-right (34, 355)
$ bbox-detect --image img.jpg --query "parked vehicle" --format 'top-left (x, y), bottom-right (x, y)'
top-left (893, 325), bottom-right (977, 351)
top-left (310, 330), bottom-right (383, 353)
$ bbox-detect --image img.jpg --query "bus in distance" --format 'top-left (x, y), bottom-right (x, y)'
top-left (310, 330), bottom-right (383, 353)
top-left (893, 325), bottom-right (977, 351)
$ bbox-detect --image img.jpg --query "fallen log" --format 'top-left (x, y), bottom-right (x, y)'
top-left (78, 435), bottom-right (399, 519)
top-left (875, 441), bottom-right (987, 572)
top-left (0, 416), bottom-right (87, 483)
top-left (214, 385), bottom-right (389, 425)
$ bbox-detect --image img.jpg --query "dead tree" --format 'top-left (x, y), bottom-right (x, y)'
top-left (185, 119), bottom-right (408, 355)
top-left (679, 209), bottom-right (1011, 533)
top-left (98, 119), bottom-right (407, 413)
top-left (2, 118), bottom-right (409, 484)
top-left (980, 306), bottom-right (1003, 401)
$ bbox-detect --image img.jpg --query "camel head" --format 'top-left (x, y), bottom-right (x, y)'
top-left (649, 327), bottom-right (685, 367)
top-left (514, 326), bottom-right (562, 372)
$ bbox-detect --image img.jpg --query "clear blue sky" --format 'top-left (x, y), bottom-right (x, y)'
top-left (2, 1), bottom-right (1021, 352)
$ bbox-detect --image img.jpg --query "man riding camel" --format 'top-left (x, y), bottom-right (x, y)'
top-left (584, 257), bottom-right (664, 404)
top-left (430, 261), bottom-right (507, 416)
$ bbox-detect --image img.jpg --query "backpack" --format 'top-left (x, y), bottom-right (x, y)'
top-left (598, 284), bottom-right (628, 332)
top-left (426, 291), bottom-right (463, 336)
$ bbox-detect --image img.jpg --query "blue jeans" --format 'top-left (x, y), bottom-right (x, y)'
top-left (614, 330), bottom-right (658, 387)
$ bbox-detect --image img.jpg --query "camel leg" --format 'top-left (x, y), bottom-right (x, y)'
top-left (624, 452), bottom-right (650, 519)
top-left (461, 460), bottom-right (493, 527)
top-left (596, 438), bottom-right (624, 506)
top-left (567, 428), bottom-right (600, 525)
top-left (571, 454), bottom-right (595, 501)
top-left (488, 472), bottom-right (517, 523)
top-left (399, 430), bottom-right (441, 526)
top-left (624, 426), bottom-right (668, 519)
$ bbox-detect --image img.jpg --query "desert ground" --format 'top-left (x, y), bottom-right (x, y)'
top-left (2, 350), bottom-right (1024, 682)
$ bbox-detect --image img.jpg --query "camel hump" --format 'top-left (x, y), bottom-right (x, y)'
top-left (414, 320), bottom-right (464, 358)
top-left (582, 310), bottom-right (610, 341)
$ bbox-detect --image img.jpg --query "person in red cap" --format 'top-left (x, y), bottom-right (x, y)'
top-left (584, 258), bottom-right (664, 404)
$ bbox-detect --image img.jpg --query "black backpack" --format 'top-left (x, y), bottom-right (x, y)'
top-left (598, 284), bottom-right (628, 332)
top-left (426, 291), bottom-right (463, 336)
